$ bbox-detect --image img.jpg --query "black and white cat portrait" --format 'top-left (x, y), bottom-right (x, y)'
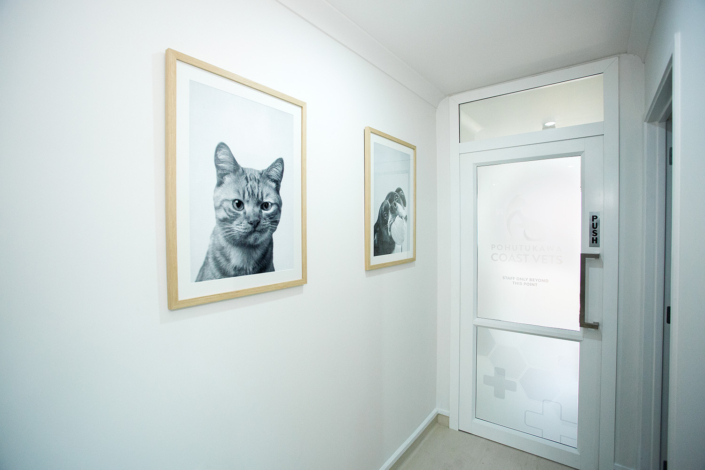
top-left (196, 142), bottom-right (284, 281)
top-left (170, 59), bottom-right (303, 308)
top-left (186, 78), bottom-right (296, 284)
top-left (373, 188), bottom-right (407, 256)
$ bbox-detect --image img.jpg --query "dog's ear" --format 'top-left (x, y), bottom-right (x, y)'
top-left (378, 200), bottom-right (390, 222)
top-left (395, 188), bottom-right (406, 207)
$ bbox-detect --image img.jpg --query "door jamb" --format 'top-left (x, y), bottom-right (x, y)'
top-left (640, 53), bottom-right (674, 470)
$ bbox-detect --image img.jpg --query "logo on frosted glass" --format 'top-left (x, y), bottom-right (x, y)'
top-left (488, 196), bottom-right (563, 266)
top-left (505, 196), bottom-right (545, 241)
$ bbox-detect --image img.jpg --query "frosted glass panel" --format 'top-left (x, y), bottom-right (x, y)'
top-left (477, 157), bottom-right (581, 330)
top-left (460, 75), bottom-right (603, 142)
top-left (476, 327), bottom-right (580, 448)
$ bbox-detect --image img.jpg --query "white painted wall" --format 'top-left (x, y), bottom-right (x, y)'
top-left (644, 1), bottom-right (705, 468)
top-left (0, 1), bottom-right (438, 469)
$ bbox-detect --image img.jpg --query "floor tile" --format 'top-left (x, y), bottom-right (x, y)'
top-left (393, 423), bottom-right (573, 470)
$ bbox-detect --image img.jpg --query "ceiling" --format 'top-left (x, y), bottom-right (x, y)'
top-left (324, 0), bottom-right (658, 96)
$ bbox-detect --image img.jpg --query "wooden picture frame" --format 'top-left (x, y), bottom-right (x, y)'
top-left (364, 127), bottom-right (417, 270)
top-left (166, 49), bottom-right (307, 309)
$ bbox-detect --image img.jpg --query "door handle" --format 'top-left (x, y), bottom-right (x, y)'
top-left (580, 253), bottom-right (600, 330)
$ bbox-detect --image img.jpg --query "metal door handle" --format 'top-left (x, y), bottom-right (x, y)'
top-left (580, 253), bottom-right (600, 330)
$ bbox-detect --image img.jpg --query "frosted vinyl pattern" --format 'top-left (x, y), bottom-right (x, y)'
top-left (476, 327), bottom-right (580, 448)
top-left (477, 157), bottom-right (582, 331)
top-left (460, 75), bottom-right (603, 142)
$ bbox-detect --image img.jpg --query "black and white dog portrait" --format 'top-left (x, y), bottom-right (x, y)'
top-left (365, 128), bottom-right (415, 270)
top-left (373, 188), bottom-right (407, 256)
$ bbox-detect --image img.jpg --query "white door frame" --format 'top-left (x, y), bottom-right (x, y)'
top-left (447, 57), bottom-right (619, 469)
top-left (639, 41), bottom-right (676, 470)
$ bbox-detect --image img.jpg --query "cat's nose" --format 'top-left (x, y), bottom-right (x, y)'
top-left (248, 219), bottom-right (259, 228)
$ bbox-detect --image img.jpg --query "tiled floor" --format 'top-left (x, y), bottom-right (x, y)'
top-left (392, 422), bottom-right (573, 470)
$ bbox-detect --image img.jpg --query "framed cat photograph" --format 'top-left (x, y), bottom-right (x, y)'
top-left (364, 127), bottom-right (416, 270)
top-left (165, 49), bottom-right (307, 309)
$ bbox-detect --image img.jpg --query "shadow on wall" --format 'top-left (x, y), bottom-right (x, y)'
top-left (365, 262), bottom-right (416, 278)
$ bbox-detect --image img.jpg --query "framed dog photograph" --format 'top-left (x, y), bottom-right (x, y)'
top-left (166, 49), bottom-right (306, 309)
top-left (364, 127), bottom-right (416, 270)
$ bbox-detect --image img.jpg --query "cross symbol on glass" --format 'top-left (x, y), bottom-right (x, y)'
top-left (525, 400), bottom-right (577, 445)
top-left (483, 367), bottom-right (517, 399)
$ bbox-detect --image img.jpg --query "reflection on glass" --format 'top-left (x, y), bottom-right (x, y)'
top-left (477, 157), bottom-right (581, 331)
top-left (476, 327), bottom-right (580, 448)
top-left (460, 75), bottom-right (603, 142)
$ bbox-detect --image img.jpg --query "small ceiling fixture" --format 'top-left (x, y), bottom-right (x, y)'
top-left (543, 121), bottom-right (556, 130)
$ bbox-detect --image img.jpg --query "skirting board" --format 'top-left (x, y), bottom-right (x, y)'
top-left (378, 408), bottom-right (439, 470)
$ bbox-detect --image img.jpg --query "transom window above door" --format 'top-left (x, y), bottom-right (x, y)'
top-left (459, 74), bottom-right (604, 142)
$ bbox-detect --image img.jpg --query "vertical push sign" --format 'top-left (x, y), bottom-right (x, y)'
top-left (589, 212), bottom-right (600, 247)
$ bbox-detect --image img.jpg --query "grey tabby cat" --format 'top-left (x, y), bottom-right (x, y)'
top-left (196, 142), bottom-right (284, 282)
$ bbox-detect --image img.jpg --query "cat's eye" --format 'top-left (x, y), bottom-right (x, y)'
top-left (232, 199), bottom-right (244, 211)
top-left (261, 202), bottom-right (273, 211)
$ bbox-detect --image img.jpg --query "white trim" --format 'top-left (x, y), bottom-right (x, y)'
top-left (378, 408), bottom-right (438, 470)
top-left (640, 50), bottom-right (673, 470)
top-left (614, 463), bottom-right (635, 470)
top-left (276, 0), bottom-right (445, 107)
top-left (437, 408), bottom-right (450, 417)
top-left (665, 32), bottom-right (681, 469)
top-left (468, 416), bottom-right (581, 466)
top-left (598, 56), bottom-right (620, 470)
top-left (640, 120), bottom-right (667, 470)
top-left (448, 85), bottom-right (461, 432)
top-left (645, 58), bottom-right (673, 123)
top-left (459, 122), bottom-right (604, 154)
top-left (451, 57), bottom-right (616, 106)
top-left (473, 318), bottom-right (585, 342)
top-left (448, 57), bottom-right (620, 467)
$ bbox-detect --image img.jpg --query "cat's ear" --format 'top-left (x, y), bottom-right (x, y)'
top-left (214, 143), bottom-right (240, 183)
top-left (264, 158), bottom-right (284, 190)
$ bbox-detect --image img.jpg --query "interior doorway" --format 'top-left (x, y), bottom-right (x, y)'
top-left (659, 115), bottom-right (672, 470)
top-left (448, 58), bottom-right (620, 470)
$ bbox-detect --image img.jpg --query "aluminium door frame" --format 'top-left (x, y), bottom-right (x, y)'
top-left (447, 57), bottom-right (619, 469)
top-left (459, 136), bottom-right (605, 469)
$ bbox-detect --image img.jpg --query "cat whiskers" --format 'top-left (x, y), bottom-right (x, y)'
top-left (227, 225), bottom-right (253, 234)
top-left (260, 218), bottom-right (280, 229)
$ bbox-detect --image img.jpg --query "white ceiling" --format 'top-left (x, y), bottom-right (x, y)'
top-left (324, 0), bottom-right (658, 96)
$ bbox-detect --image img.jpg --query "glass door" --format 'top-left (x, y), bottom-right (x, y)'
top-left (459, 136), bottom-right (607, 469)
